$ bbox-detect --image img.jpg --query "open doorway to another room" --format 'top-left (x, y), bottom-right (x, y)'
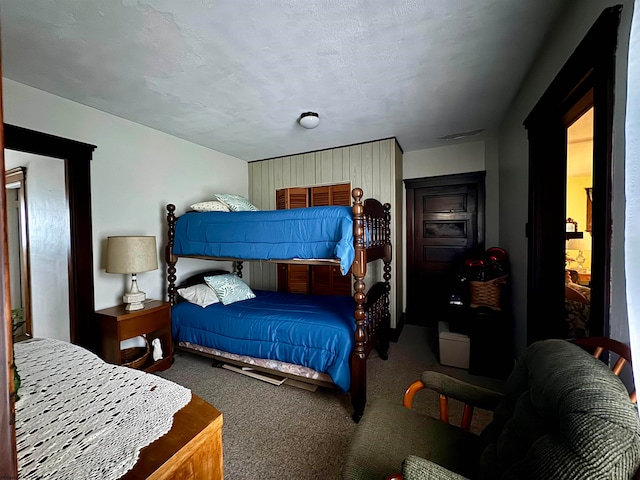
top-left (5, 151), bottom-right (70, 342)
top-left (525, 7), bottom-right (618, 344)
top-left (565, 107), bottom-right (594, 338)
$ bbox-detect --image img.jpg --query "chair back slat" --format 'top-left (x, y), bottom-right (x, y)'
top-left (573, 337), bottom-right (635, 403)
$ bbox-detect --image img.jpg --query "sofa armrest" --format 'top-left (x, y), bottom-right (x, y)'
top-left (420, 371), bottom-right (504, 411)
top-left (402, 455), bottom-right (469, 480)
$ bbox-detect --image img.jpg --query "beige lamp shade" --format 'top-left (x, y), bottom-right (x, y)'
top-left (567, 237), bottom-right (591, 252)
top-left (106, 236), bottom-right (158, 274)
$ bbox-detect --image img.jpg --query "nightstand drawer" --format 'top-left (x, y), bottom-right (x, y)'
top-left (119, 307), bottom-right (168, 339)
top-left (96, 299), bottom-right (172, 371)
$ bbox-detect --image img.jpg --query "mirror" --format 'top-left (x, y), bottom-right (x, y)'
top-left (5, 151), bottom-right (70, 342)
top-left (586, 187), bottom-right (593, 233)
top-left (5, 167), bottom-right (30, 341)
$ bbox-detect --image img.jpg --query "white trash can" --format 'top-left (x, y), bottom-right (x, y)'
top-left (438, 321), bottom-right (470, 369)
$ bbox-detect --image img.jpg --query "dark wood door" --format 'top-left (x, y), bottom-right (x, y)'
top-left (405, 173), bottom-right (485, 326)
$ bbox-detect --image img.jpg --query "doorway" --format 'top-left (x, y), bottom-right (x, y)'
top-left (405, 172), bottom-right (485, 326)
top-left (565, 107), bottom-right (594, 338)
top-left (525, 7), bottom-right (620, 343)
top-left (4, 124), bottom-right (97, 350)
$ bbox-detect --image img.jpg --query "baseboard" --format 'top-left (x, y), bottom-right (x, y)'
top-left (390, 312), bottom-right (405, 342)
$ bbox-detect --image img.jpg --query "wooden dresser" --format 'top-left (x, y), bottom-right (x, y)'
top-left (121, 395), bottom-right (223, 479)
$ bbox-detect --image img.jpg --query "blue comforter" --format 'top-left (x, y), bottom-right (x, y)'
top-left (172, 206), bottom-right (354, 274)
top-left (172, 290), bottom-right (356, 391)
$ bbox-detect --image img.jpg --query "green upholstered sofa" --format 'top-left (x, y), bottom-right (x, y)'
top-left (342, 339), bottom-right (640, 480)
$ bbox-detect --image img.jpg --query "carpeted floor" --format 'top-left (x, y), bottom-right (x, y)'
top-left (156, 325), bottom-right (497, 479)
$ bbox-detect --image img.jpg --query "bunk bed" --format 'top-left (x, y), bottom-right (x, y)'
top-left (165, 188), bottom-right (392, 422)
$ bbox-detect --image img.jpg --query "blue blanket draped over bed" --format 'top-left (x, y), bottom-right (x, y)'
top-left (172, 206), bottom-right (355, 274)
top-left (172, 290), bottom-right (356, 391)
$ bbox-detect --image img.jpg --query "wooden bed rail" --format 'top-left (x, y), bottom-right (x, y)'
top-left (350, 188), bottom-right (392, 422)
top-left (166, 204), bottom-right (178, 306)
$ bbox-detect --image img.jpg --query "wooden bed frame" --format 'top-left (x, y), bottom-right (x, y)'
top-left (165, 187), bottom-right (392, 422)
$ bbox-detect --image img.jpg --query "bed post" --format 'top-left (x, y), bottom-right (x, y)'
top-left (166, 204), bottom-right (178, 306)
top-left (379, 202), bottom-right (393, 359)
top-left (351, 188), bottom-right (367, 422)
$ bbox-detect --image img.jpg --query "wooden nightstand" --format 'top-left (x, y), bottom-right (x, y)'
top-left (97, 299), bottom-right (172, 372)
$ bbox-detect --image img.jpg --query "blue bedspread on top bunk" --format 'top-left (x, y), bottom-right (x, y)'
top-left (172, 290), bottom-right (356, 391)
top-left (172, 206), bottom-right (355, 274)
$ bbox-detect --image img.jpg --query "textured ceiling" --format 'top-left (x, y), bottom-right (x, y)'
top-left (1, 1), bottom-right (568, 161)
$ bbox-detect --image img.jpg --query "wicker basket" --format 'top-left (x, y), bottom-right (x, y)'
top-left (469, 275), bottom-right (508, 310)
top-left (121, 339), bottom-right (150, 369)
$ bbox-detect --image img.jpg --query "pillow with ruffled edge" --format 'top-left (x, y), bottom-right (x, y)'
top-left (214, 193), bottom-right (259, 212)
top-left (204, 274), bottom-right (256, 305)
top-left (189, 200), bottom-right (231, 212)
top-left (177, 283), bottom-right (220, 308)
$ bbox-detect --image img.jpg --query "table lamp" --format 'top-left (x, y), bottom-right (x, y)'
top-left (566, 237), bottom-right (591, 272)
top-left (106, 236), bottom-right (158, 310)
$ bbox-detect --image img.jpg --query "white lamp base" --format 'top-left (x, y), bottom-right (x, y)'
top-left (123, 292), bottom-right (146, 310)
top-left (123, 274), bottom-right (146, 310)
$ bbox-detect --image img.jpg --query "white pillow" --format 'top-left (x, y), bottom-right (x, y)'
top-left (213, 193), bottom-right (259, 212)
top-left (204, 274), bottom-right (256, 305)
top-left (190, 200), bottom-right (231, 212)
top-left (177, 283), bottom-right (220, 308)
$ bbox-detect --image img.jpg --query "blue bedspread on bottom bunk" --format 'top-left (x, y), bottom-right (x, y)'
top-left (171, 290), bottom-right (356, 392)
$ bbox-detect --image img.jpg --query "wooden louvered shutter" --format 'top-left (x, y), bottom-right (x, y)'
top-left (276, 188), bottom-right (310, 293)
top-left (310, 183), bottom-right (350, 207)
top-left (276, 187), bottom-right (309, 210)
top-left (310, 183), bottom-right (352, 296)
top-left (330, 183), bottom-right (352, 206)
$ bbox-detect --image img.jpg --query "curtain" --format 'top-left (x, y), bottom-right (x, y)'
top-left (625, 0), bottom-right (640, 407)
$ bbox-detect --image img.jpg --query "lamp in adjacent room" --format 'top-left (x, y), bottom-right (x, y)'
top-left (106, 236), bottom-right (158, 310)
top-left (566, 237), bottom-right (591, 273)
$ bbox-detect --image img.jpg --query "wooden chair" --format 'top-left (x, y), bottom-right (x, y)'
top-left (401, 336), bottom-right (635, 438)
top-left (572, 336), bottom-right (636, 403)
top-left (343, 338), bottom-right (639, 480)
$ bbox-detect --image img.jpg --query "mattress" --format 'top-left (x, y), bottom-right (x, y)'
top-left (172, 206), bottom-right (355, 274)
top-left (172, 290), bottom-right (356, 391)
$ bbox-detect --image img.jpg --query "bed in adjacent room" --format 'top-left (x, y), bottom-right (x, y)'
top-left (166, 187), bottom-right (392, 422)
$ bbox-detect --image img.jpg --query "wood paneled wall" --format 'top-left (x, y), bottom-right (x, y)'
top-left (248, 138), bottom-right (403, 327)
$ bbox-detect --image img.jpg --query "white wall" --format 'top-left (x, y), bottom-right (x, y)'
top-left (2, 79), bottom-right (249, 311)
top-left (403, 141), bottom-right (485, 179)
top-left (498, 0), bottom-right (633, 352)
top-left (5, 151), bottom-right (70, 341)
top-left (403, 140), bottom-right (499, 246)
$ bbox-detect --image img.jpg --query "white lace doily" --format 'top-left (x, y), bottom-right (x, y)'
top-left (15, 338), bottom-right (191, 480)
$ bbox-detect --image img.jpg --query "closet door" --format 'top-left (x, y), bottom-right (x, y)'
top-left (276, 187), bottom-right (310, 293)
top-left (311, 183), bottom-right (351, 296)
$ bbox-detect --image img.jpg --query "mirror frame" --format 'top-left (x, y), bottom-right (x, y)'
top-left (5, 167), bottom-right (31, 339)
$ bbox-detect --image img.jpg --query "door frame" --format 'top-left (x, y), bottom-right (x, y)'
top-left (524, 6), bottom-right (620, 343)
top-left (405, 171), bottom-right (486, 322)
top-left (4, 124), bottom-right (97, 349)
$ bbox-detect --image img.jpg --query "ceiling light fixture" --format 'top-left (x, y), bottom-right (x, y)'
top-left (437, 129), bottom-right (484, 141)
top-left (299, 112), bottom-right (320, 129)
